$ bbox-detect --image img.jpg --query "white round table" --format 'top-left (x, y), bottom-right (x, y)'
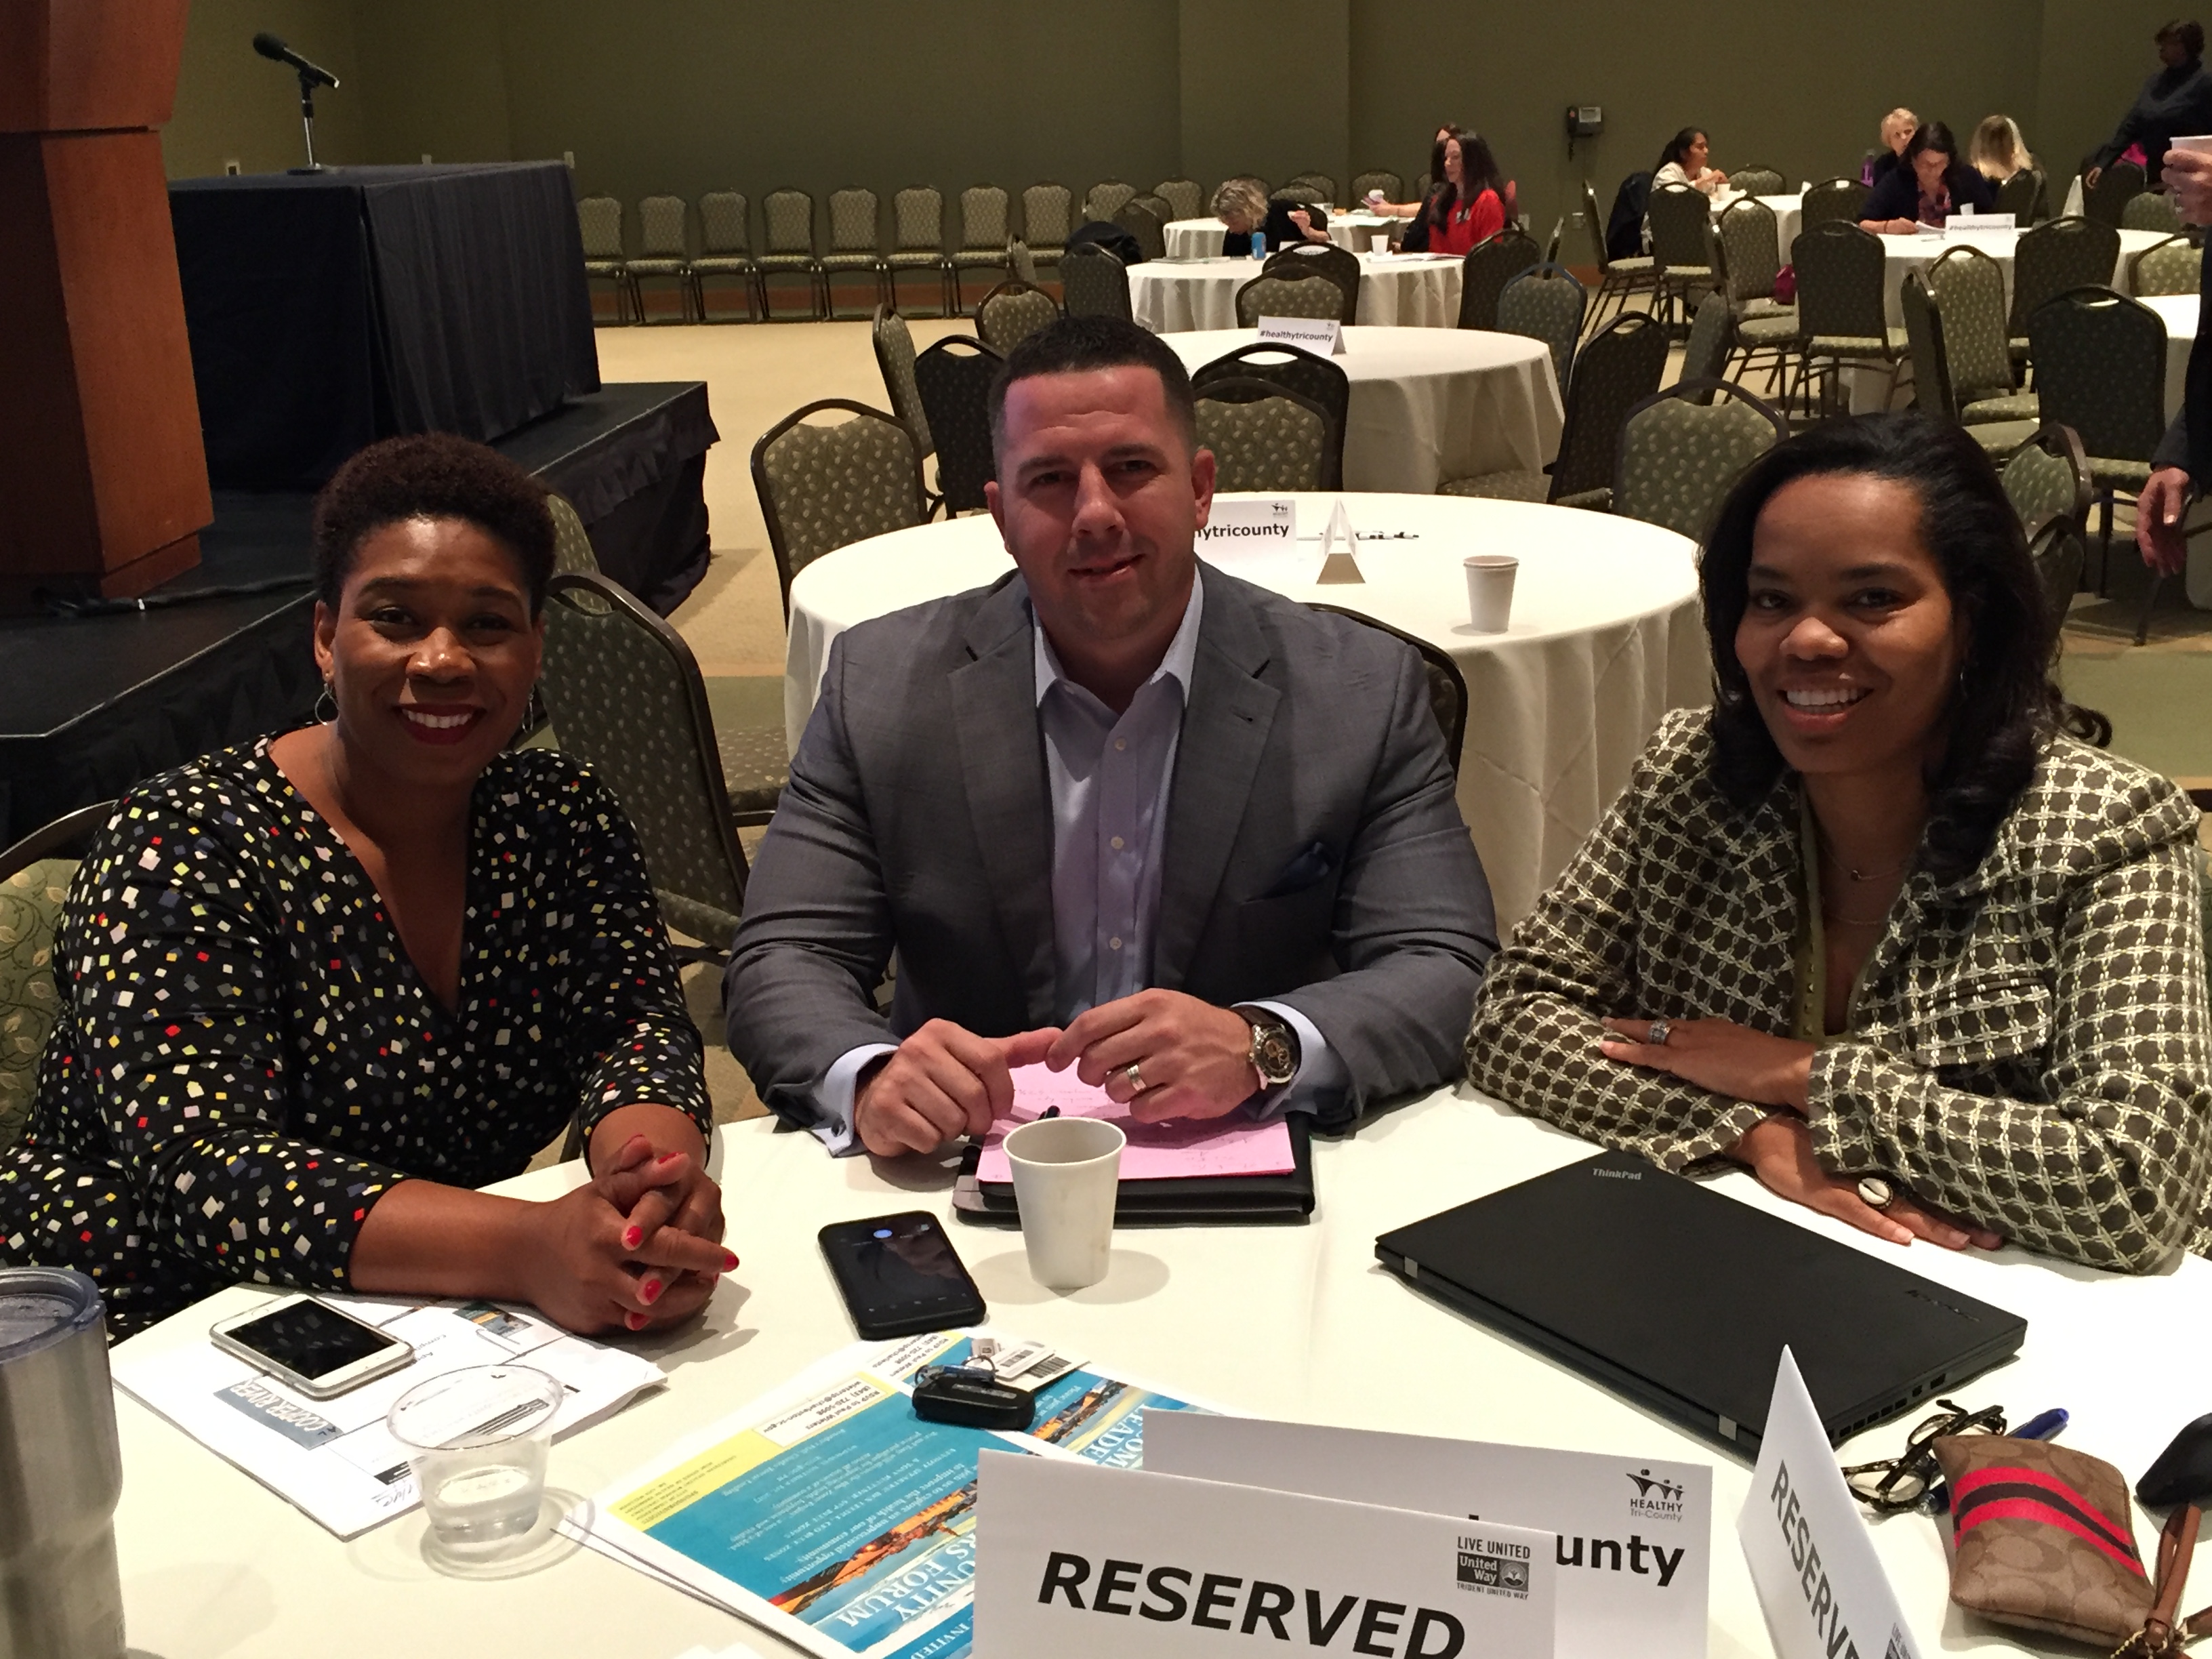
top-left (1129, 252), bottom-right (1465, 331)
top-left (783, 492), bottom-right (1708, 928)
top-left (1164, 327), bottom-right (1563, 494)
top-left (2139, 290), bottom-right (2194, 421)
top-left (1876, 226), bottom-right (2166, 323)
top-left (1164, 212), bottom-right (1403, 262)
top-left (108, 1093), bottom-right (2212, 1658)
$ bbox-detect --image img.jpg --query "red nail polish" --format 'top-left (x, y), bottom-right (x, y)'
top-left (622, 1225), bottom-right (642, 1250)
top-left (639, 1279), bottom-right (662, 1303)
top-left (721, 1250), bottom-right (739, 1271)
top-left (626, 1311), bottom-right (647, 1330)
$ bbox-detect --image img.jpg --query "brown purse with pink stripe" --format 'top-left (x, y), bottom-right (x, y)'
top-left (1931, 1434), bottom-right (2212, 1652)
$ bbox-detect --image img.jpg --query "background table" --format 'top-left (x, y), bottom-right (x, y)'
top-left (783, 492), bottom-right (1704, 928)
top-left (110, 1089), bottom-right (2212, 1658)
top-left (1130, 252), bottom-right (1463, 331)
top-left (168, 162), bottom-right (600, 489)
top-left (1877, 225), bottom-right (2166, 323)
top-left (1164, 211), bottom-right (1397, 261)
top-left (1165, 327), bottom-right (1562, 493)
top-left (2144, 291), bottom-right (2196, 419)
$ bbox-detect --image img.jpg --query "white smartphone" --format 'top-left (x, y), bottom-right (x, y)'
top-left (209, 1295), bottom-right (416, 1399)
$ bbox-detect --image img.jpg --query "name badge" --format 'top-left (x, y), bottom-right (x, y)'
top-left (1736, 1348), bottom-right (1923, 1659)
top-left (1254, 314), bottom-right (1345, 354)
top-left (975, 1451), bottom-right (1559, 1658)
top-left (1196, 497), bottom-right (1297, 556)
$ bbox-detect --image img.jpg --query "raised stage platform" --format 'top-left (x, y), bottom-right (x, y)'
top-left (0, 381), bottom-right (714, 848)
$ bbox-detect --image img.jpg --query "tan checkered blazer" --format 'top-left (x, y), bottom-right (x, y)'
top-left (1465, 709), bottom-right (2212, 1273)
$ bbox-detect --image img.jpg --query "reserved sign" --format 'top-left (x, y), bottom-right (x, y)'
top-left (1196, 497), bottom-right (1297, 555)
top-left (1147, 1414), bottom-right (1709, 1659)
top-left (1736, 1349), bottom-right (1921, 1659)
top-left (1254, 315), bottom-right (1345, 354)
top-left (975, 1451), bottom-right (1558, 1658)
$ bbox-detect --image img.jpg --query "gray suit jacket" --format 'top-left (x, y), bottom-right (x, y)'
top-left (723, 562), bottom-right (1497, 1131)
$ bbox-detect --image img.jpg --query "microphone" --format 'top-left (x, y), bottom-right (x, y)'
top-left (252, 32), bottom-right (339, 89)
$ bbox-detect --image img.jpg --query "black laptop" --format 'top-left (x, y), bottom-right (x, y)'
top-left (1375, 1150), bottom-right (2026, 1455)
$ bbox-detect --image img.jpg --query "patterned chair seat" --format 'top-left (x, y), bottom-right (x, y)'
top-left (626, 258), bottom-right (687, 277)
top-left (951, 248), bottom-right (1009, 268)
top-left (821, 251), bottom-right (884, 270)
top-left (886, 249), bottom-right (946, 268)
top-left (1965, 420), bottom-right (2043, 455)
top-left (1437, 470), bottom-right (1548, 501)
top-left (1807, 327), bottom-right (1909, 354)
top-left (1662, 263), bottom-right (1713, 281)
top-left (0, 858), bottom-right (72, 1151)
top-left (1555, 487), bottom-right (1612, 510)
top-left (755, 251), bottom-right (816, 270)
top-left (690, 255), bottom-right (754, 274)
top-left (1961, 390), bottom-right (2041, 423)
top-left (1735, 312), bottom-right (1801, 344)
top-left (716, 727), bottom-right (790, 822)
top-left (1736, 298), bottom-right (1793, 321)
top-left (2085, 456), bottom-right (2154, 489)
top-left (1608, 254), bottom-right (1657, 273)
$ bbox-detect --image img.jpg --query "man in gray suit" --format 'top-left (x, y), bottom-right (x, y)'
top-left (725, 316), bottom-right (1495, 1157)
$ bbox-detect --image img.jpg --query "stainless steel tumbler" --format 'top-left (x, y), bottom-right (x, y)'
top-left (0, 1268), bottom-right (124, 1659)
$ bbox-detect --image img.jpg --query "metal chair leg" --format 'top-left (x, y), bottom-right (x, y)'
top-left (2135, 571), bottom-right (2165, 645)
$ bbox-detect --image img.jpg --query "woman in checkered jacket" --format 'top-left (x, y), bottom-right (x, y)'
top-left (1466, 414), bottom-right (2211, 1273)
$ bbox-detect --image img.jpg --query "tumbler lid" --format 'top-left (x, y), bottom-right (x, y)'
top-left (0, 1267), bottom-right (104, 1364)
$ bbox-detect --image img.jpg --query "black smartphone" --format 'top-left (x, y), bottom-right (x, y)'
top-left (819, 1211), bottom-right (987, 1340)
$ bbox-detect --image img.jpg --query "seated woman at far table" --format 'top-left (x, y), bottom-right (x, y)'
top-left (1969, 114), bottom-right (2035, 184)
top-left (1214, 178), bottom-right (1330, 256)
top-left (1652, 127), bottom-right (1728, 194)
top-left (1862, 107), bottom-right (1918, 188)
top-left (0, 434), bottom-right (735, 1338)
top-left (1465, 413), bottom-right (2212, 1275)
top-left (1406, 129), bottom-right (1515, 255)
top-left (1861, 120), bottom-right (1996, 231)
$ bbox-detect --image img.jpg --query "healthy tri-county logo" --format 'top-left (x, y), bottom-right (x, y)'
top-left (1626, 1469), bottom-right (1688, 1520)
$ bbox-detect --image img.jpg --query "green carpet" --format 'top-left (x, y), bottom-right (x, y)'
top-left (2060, 651), bottom-right (2212, 783)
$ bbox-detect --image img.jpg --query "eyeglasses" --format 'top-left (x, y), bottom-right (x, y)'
top-left (1841, 1398), bottom-right (2007, 1512)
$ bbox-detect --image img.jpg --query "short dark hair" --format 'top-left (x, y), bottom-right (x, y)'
top-left (2158, 18), bottom-right (2205, 58)
top-left (1700, 413), bottom-right (2106, 886)
top-left (310, 433), bottom-right (556, 613)
top-left (986, 314), bottom-right (1197, 459)
top-left (1906, 119), bottom-right (1961, 163)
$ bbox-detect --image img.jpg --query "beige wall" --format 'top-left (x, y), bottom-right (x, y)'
top-left (162, 0), bottom-right (2194, 255)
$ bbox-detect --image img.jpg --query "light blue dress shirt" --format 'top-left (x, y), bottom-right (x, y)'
top-left (810, 580), bottom-right (1340, 1153)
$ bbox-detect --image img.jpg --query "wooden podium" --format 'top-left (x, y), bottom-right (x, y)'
top-left (0, 0), bottom-right (209, 606)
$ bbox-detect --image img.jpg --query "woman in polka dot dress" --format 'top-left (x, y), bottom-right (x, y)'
top-left (0, 435), bottom-right (733, 1338)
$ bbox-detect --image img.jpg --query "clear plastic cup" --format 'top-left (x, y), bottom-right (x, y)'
top-left (388, 1364), bottom-right (561, 1556)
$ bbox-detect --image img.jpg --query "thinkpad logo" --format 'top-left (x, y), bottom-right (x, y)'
top-left (1626, 1469), bottom-right (1687, 1520)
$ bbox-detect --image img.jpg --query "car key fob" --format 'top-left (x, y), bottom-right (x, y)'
top-left (911, 1364), bottom-right (1036, 1431)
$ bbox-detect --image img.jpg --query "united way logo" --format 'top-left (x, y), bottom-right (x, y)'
top-left (1626, 1468), bottom-right (1687, 1520)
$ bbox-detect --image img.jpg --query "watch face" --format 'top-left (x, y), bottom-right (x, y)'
top-left (1254, 1027), bottom-right (1297, 1085)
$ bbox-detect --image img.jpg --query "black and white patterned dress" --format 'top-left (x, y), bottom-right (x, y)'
top-left (0, 738), bottom-right (710, 1335)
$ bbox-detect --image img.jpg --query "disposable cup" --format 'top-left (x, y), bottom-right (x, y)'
top-left (1372, 234), bottom-right (1391, 253)
top-left (2167, 135), bottom-right (2212, 155)
top-left (388, 1364), bottom-right (561, 1557)
top-left (1464, 554), bottom-right (1519, 633)
top-left (1004, 1116), bottom-right (1124, 1290)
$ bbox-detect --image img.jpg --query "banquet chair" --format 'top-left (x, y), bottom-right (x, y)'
top-left (888, 187), bottom-right (954, 316)
top-left (1306, 605), bottom-right (1467, 769)
top-left (1582, 181), bottom-right (1660, 332)
top-left (2028, 287), bottom-right (2167, 626)
top-left (2002, 424), bottom-right (2091, 640)
top-left (1645, 185), bottom-right (1717, 329)
top-left (1233, 270), bottom-right (1345, 329)
top-left (2008, 217), bottom-right (2119, 361)
top-left (750, 400), bottom-right (926, 619)
top-left (2121, 191), bottom-right (2184, 235)
top-left (1439, 310), bottom-right (1668, 507)
top-left (975, 279), bottom-right (1060, 353)
top-left (1456, 228), bottom-right (1542, 331)
top-left (1414, 172), bottom-right (1433, 201)
top-left (1191, 346), bottom-right (1348, 489)
top-left (757, 188), bottom-right (825, 319)
top-left (1192, 379), bottom-right (1333, 493)
top-left (1790, 220), bottom-right (1907, 417)
top-left (1496, 263), bottom-right (1586, 398)
top-left (1059, 242), bottom-right (1132, 321)
top-left (1995, 167), bottom-right (2045, 226)
top-left (626, 196), bottom-right (695, 323)
top-left (2129, 234), bottom-right (2200, 297)
top-left (954, 185), bottom-right (1011, 314)
top-left (2084, 161), bottom-right (2147, 228)
top-left (0, 799), bottom-right (111, 1151)
top-left (1926, 246), bottom-right (2039, 424)
top-left (538, 573), bottom-right (755, 965)
top-left (871, 305), bottom-right (938, 510)
top-left (1114, 197), bottom-right (1168, 263)
top-left (1273, 182), bottom-right (1330, 207)
top-left (1021, 183), bottom-right (1073, 270)
top-left (820, 188), bottom-right (888, 317)
top-left (690, 191), bottom-right (758, 323)
top-left (1351, 170), bottom-right (1404, 205)
top-left (1083, 182), bottom-right (1138, 225)
top-left (576, 195), bottom-right (638, 324)
top-left (1729, 166), bottom-right (1786, 199)
top-left (1004, 240), bottom-right (1040, 287)
top-left (1896, 273), bottom-right (2036, 457)
top-left (912, 335), bottom-right (1004, 514)
top-left (1612, 380), bottom-right (1788, 544)
top-left (1797, 178), bottom-right (1869, 232)
top-left (1715, 197), bottom-right (1800, 392)
top-left (1679, 291), bottom-right (1734, 396)
top-left (1262, 242), bottom-right (1360, 321)
top-left (1290, 172), bottom-right (1338, 204)
top-left (547, 493), bottom-right (602, 579)
top-left (1153, 178), bottom-right (1203, 222)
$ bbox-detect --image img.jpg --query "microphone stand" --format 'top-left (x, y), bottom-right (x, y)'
top-left (291, 68), bottom-right (326, 173)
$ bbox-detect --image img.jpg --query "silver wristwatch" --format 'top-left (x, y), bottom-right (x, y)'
top-left (1233, 1005), bottom-right (1300, 1088)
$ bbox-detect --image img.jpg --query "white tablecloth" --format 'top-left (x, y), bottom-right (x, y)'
top-left (1164, 212), bottom-right (1401, 262)
top-left (109, 1091), bottom-right (2212, 1658)
top-left (1165, 326), bottom-right (1563, 495)
top-left (1129, 252), bottom-right (1464, 331)
top-left (1877, 226), bottom-right (2167, 323)
top-left (2144, 290), bottom-right (2196, 419)
top-left (783, 492), bottom-right (1704, 927)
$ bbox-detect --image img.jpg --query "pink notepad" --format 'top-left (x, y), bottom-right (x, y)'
top-left (975, 1063), bottom-right (1297, 1183)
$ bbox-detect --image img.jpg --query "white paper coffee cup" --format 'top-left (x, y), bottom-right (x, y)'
top-left (1465, 554), bottom-right (1518, 632)
top-left (1004, 1116), bottom-right (1124, 1290)
top-left (2168, 135), bottom-right (2212, 156)
top-left (1372, 234), bottom-right (1391, 253)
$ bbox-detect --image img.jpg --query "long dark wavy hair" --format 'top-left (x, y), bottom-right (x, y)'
top-left (1700, 414), bottom-right (2108, 886)
top-left (1437, 131), bottom-right (1509, 216)
top-left (1656, 127), bottom-right (1708, 174)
